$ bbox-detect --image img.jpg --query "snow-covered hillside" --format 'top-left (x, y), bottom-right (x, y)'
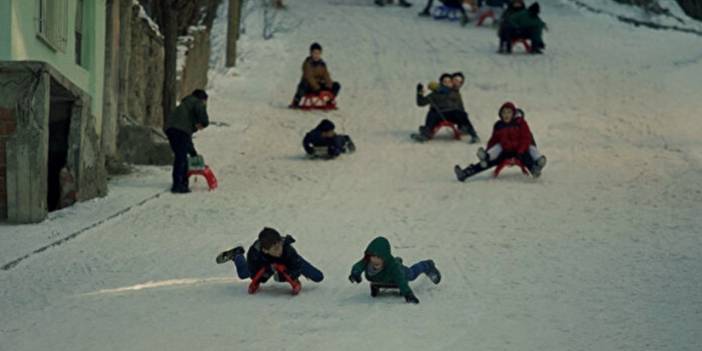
top-left (1, 0), bottom-right (701, 350)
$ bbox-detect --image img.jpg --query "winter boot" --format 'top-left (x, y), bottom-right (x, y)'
top-left (425, 260), bottom-right (442, 284)
top-left (530, 155), bottom-right (547, 178)
top-left (454, 164), bottom-right (479, 182)
top-left (374, 0), bottom-right (385, 6)
top-left (345, 138), bottom-right (356, 153)
top-left (398, 0), bottom-right (412, 7)
top-left (460, 15), bottom-right (469, 26)
top-left (216, 246), bottom-right (245, 264)
top-left (370, 284), bottom-right (380, 297)
top-left (469, 134), bottom-right (480, 144)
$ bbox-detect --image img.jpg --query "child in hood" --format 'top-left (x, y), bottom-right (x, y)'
top-left (498, 2), bottom-right (547, 54)
top-left (349, 236), bottom-right (441, 304)
top-left (303, 119), bottom-right (355, 159)
top-left (454, 102), bottom-right (546, 181)
top-left (216, 227), bottom-right (324, 295)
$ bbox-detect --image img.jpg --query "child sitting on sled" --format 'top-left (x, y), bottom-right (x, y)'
top-left (454, 101), bottom-right (546, 181)
top-left (216, 227), bottom-right (324, 295)
top-left (303, 119), bottom-right (356, 159)
top-left (415, 73), bottom-right (478, 143)
top-left (348, 236), bottom-right (441, 304)
top-left (289, 42), bottom-right (341, 109)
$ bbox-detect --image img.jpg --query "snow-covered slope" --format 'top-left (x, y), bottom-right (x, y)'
top-left (1, 0), bottom-right (701, 350)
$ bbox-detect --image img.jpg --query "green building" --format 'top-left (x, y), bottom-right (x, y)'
top-left (0, 0), bottom-right (107, 223)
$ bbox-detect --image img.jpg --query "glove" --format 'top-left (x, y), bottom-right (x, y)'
top-left (416, 83), bottom-right (423, 93)
top-left (348, 273), bottom-right (362, 283)
top-left (404, 293), bottom-right (420, 304)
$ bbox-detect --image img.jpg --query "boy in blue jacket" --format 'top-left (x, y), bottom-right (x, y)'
top-left (216, 227), bottom-right (324, 295)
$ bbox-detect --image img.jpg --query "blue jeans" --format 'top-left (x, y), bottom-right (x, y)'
top-left (403, 260), bottom-right (433, 281)
top-left (232, 255), bottom-right (324, 282)
top-left (165, 128), bottom-right (195, 190)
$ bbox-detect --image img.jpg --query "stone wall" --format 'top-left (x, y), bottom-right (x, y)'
top-left (126, 3), bottom-right (165, 129)
top-left (178, 27), bottom-right (211, 100)
top-left (0, 106), bottom-right (17, 219)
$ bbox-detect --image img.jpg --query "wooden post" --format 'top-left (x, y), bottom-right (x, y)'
top-left (226, 0), bottom-right (241, 67)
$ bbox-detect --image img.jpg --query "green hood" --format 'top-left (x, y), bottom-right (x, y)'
top-left (350, 236), bottom-right (413, 296)
top-left (364, 236), bottom-right (394, 264)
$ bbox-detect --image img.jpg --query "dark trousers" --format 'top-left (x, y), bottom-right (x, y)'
top-left (424, 109), bottom-right (477, 137)
top-left (293, 81), bottom-right (342, 103)
top-left (403, 260), bottom-right (433, 281)
top-left (165, 128), bottom-right (195, 190)
top-left (232, 254), bottom-right (324, 282)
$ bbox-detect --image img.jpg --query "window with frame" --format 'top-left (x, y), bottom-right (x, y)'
top-left (37, 0), bottom-right (68, 52)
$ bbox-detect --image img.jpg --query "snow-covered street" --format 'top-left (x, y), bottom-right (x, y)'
top-left (1, 0), bottom-right (701, 350)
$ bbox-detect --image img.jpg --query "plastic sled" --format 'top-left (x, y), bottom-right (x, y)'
top-left (299, 91), bottom-right (337, 111)
top-left (186, 165), bottom-right (218, 191)
top-left (511, 38), bottom-right (532, 53)
top-left (493, 157), bottom-right (529, 178)
top-left (432, 5), bottom-right (464, 21)
top-left (432, 120), bottom-right (461, 140)
top-left (370, 283), bottom-right (400, 297)
top-left (248, 264), bottom-right (301, 295)
top-left (476, 9), bottom-right (495, 26)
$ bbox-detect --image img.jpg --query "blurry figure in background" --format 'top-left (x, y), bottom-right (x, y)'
top-left (498, 1), bottom-right (547, 54)
top-left (376, 0), bottom-right (413, 7)
top-left (418, 0), bottom-right (470, 25)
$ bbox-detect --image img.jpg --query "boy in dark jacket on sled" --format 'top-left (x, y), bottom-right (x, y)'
top-left (454, 101), bottom-right (546, 181)
top-left (216, 227), bottom-right (324, 295)
top-left (303, 119), bottom-right (355, 159)
top-left (349, 236), bottom-right (441, 304)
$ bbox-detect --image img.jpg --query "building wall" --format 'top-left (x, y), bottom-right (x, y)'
top-left (0, 0), bottom-right (10, 61)
top-left (3, 0), bottom-right (106, 133)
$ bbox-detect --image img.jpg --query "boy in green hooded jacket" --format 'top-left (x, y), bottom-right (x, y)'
top-left (349, 236), bottom-right (441, 304)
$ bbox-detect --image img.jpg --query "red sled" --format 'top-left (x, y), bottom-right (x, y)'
top-left (476, 9), bottom-right (495, 27)
top-left (186, 165), bottom-right (218, 191)
top-left (493, 157), bottom-right (529, 178)
top-left (432, 120), bottom-right (461, 140)
top-left (511, 38), bottom-right (532, 53)
top-left (248, 264), bottom-right (301, 295)
top-left (299, 91), bottom-right (337, 111)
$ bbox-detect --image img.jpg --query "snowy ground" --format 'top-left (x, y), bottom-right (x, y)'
top-left (2, 0), bottom-right (702, 350)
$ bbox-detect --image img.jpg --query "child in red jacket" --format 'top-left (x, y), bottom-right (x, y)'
top-left (454, 102), bottom-right (546, 181)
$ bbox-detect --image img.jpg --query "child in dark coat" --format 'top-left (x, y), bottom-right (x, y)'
top-left (216, 227), bottom-right (324, 295)
top-left (454, 101), bottom-right (546, 181)
top-left (349, 236), bottom-right (441, 304)
top-left (416, 73), bottom-right (478, 142)
top-left (303, 119), bottom-right (355, 159)
top-left (498, 2), bottom-right (547, 54)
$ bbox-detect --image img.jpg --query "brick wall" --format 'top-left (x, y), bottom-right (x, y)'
top-left (0, 107), bottom-right (17, 220)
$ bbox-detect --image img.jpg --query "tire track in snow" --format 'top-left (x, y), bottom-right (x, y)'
top-left (1, 191), bottom-right (167, 271)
